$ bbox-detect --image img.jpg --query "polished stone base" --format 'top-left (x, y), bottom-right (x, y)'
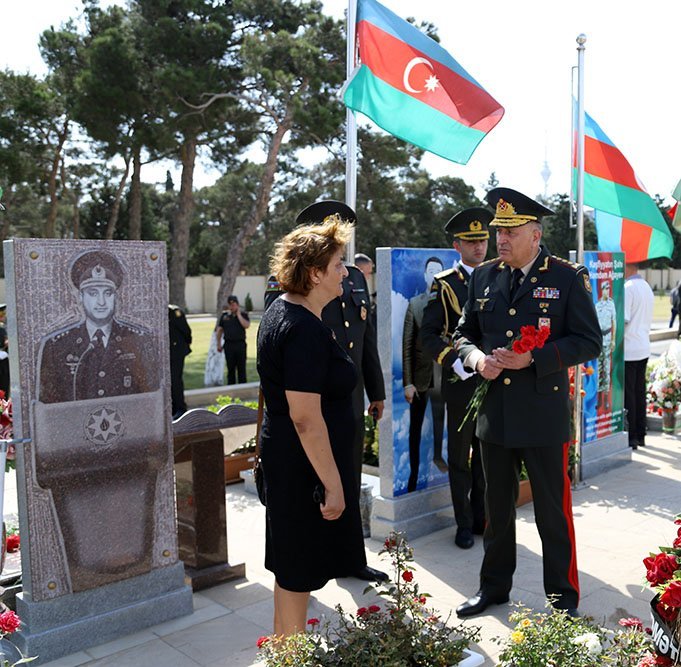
top-left (185, 561), bottom-right (246, 591)
top-left (370, 484), bottom-right (454, 541)
top-left (13, 562), bottom-right (192, 665)
top-left (580, 431), bottom-right (631, 479)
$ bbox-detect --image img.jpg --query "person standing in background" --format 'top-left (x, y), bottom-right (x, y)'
top-left (169, 304), bottom-right (192, 418)
top-left (354, 252), bottom-right (377, 326)
top-left (624, 262), bottom-right (654, 449)
top-left (216, 295), bottom-right (250, 385)
top-left (0, 305), bottom-right (9, 397)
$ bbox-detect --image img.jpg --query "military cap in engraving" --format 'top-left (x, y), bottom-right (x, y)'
top-left (70, 250), bottom-right (124, 291)
top-left (444, 207), bottom-right (492, 240)
top-left (295, 200), bottom-right (357, 225)
top-left (486, 187), bottom-right (554, 228)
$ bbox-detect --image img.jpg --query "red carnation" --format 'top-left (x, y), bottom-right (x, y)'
top-left (536, 326), bottom-right (550, 348)
top-left (5, 534), bottom-right (19, 552)
top-left (618, 616), bottom-right (643, 629)
top-left (307, 618), bottom-right (319, 626)
top-left (643, 552), bottom-right (678, 586)
top-left (402, 570), bottom-right (413, 582)
top-left (368, 605), bottom-right (380, 613)
top-left (357, 607), bottom-right (368, 617)
top-left (512, 339), bottom-right (529, 354)
top-left (0, 610), bottom-right (20, 635)
top-left (660, 580), bottom-right (681, 608)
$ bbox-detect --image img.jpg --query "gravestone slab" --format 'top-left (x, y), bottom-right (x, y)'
top-left (4, 240), bottom-right (192, 664)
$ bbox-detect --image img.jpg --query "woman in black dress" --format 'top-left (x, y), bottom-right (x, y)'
top-left (257, 216), bottom-right (367, 635)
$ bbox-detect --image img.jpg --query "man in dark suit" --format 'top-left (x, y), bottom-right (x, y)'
top-left (169, 304), bottom-right (192, 418)
top-left (421, 209), bottom-right (492, 549)
top-left (453, 188), bottom-right (602, 618)
top-left (264, 200), bottom-right (387, 583)
top-left (38, 250), bottom-right (158, 403)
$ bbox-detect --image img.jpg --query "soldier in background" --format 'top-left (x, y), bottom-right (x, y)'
top-left (37, 250), bottom-right (158, 404)
top-left (354, 253), bottom-right (376, 326)
top-left (0, 305), bottom-right (9, 397)
top-left (265, 200), bottom-right (387, 583)
top-left (421, 208), bottom-right (491, 549)
top-left (169, 304), bottom-right (192, 419)
top-left (216, 295), bottom-right (250, 385)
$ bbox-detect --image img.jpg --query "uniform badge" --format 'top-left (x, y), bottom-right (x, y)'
top-left (538, 317), bottom-right (551, 329)
top-left (360, 306), bottom-right (367, 321)
top-left (484, 286), bottom-right (490, 296)
top-left (532, 287), bottom-right (560, 299)
top-left (583, 274), bottom-right (592, 294)
top-left (476, 298), bottom-right (490, 311)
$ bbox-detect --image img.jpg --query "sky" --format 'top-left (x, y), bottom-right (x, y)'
top-left (3, 0), bottom-right (681, 204)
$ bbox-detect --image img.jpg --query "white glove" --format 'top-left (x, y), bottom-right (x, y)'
top-left (453, 358), bottom-right (473, 381)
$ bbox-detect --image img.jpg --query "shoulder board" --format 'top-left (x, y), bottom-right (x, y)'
top-left (550, 255), bottom-right (582, 271)
top-left (476, 257), bottom-right (504, 270)
top-left (434, 268), bottom-right (456, 280)
top-left (117, 320), bottom-right (150, 336)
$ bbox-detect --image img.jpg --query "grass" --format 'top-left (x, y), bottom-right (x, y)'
top-left (184, 316), bottom-right (260, 390)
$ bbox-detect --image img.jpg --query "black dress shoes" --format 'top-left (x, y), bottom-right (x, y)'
top-left (455, 527), bottom-right (474, 549)
top-left (472, 520), bottom-right (485, 536)
top-left (353, 565), bottom-right (389, 583)
top-left (456, 590), bottom-right (510, 618)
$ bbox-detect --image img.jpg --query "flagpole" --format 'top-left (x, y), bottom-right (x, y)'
top-left (345, 0), bottom-right (358, 261)
top-left (574, 33), bottom-right (586, 484)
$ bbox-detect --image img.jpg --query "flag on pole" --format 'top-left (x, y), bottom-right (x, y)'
top-left (343, 0), bottom-right (504, 165)
top-left (574, 108), bottom-right (672, 261)
top-left (671, 179), bottom-right (681, 231)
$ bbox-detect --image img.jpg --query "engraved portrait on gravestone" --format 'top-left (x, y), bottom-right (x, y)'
top-left (37, 250), bottom-right (158, 402)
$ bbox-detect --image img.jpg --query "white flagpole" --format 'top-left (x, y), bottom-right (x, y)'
top-left (345, 0), bottom-right (359, 261)
top-left (574, 33), bottom-right (587, 483)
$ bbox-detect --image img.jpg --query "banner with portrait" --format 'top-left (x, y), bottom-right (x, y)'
top-left (582, 251), bottom-right (625, 442)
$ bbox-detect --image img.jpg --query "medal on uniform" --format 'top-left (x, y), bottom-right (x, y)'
top-left (538, 317), bottom-right (551, 330)
top-left (360, 306), bottom-right (367, 321)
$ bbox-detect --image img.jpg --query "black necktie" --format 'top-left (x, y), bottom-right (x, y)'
top-left (510, 268), bottom-right (523, 299)
top-left (92, 329), bottom-right (105, 350)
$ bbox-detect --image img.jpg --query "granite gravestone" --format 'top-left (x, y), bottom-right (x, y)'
top-left (4, 240), bottom-right (192, 664)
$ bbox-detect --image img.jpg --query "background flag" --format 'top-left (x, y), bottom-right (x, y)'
top-left (343, 0), bottom-right (504, 165)
top-left (671, 179), bottom-right (681, 231)
top-left (574, 107), bottom-right (672, 260)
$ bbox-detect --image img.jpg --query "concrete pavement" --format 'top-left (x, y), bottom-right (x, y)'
top-left (29, 429), bottom-right (680, 666)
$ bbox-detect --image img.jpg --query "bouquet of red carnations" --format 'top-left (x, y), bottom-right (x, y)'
top-left (458, 325), bottom-right (550, 433)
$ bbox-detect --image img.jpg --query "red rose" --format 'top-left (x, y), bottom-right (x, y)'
top-left (0, 611), bottom-right (20, 635)
top-left (256, 636), bottom-right (269, 648)
top-left (5, 534), bottom-right (19, 552)
top-left (656, 600), bottom-right (679, 624)
top-left (357, 607), bottom-right (368, 617)
top-left (307, 618), bottom-right (319, 626)
top-left (673, 536), bottom-right (681, 549)
top-left (660, 580), bottom-right (681, 608)
top-left (368, 605), bottom-right (380, 613)
top-left (402, 570), bottom-right (413, 582)
top-left (643, 553), bottom-right (678, 585)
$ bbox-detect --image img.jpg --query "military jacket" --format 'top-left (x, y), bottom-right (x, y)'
top-left (169, 305), bottom-right (192, 360)
top-left (38, 320), bottom-right (159, 403)
top-left (402, 292), bottom-right (433, 393)
top-left (454, 248), bottom-right (602, 448)
top-left (264, 266), bottom-right (385, 418)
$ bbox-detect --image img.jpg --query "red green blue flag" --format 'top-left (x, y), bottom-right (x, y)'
top-left (343, 0), bottom-right (504, 165)
top-left (575, 108), bottom-right (672, 261)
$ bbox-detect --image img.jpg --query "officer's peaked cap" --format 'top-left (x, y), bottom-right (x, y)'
top-left (445, 207), bottom-right (492, 240)
top-left (295, 200), bottom-right (357, 226)
top-left (71, 250), bottom-right (124, 291)
top-left (486, 188), bottom-right (554, 227)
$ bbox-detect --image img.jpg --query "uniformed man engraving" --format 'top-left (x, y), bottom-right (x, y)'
top-left (421, 209), bottom-right (491, 549)
top-left (595, 280), bottom-right (616, 409)
top-left (38, 250), bottom-right (158, 403)
top-left (453, 188), bottom-right (602, 618)
top-left (264, 200), bottom-right (387, 583)
top-left (403, 256), bottom-right (447, 494)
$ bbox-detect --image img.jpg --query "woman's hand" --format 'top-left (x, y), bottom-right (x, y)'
top-left (320, 485), bottom-right (345, 521)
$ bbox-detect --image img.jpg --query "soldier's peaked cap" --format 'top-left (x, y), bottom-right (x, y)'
top-left (445, 207), bottom-right (492, 240)
top-left (295, 200), bottom-right (357, 225)
top-left (70, 250), bottom-right (124, 291)
top-left (486, 187), bottom-right (554, 228)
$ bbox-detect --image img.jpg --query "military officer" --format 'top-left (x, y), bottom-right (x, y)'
top-left (595, 280), bottom-right (617, 409)
top-left (169, 304), bottom-right (192, 418)
top-left (264, 200), bottom-right (387, 583)
top-left (38, 250), bottom-right (158, 404)
top-left (453, 188), bottom-right (602, 618)
top-left (421, 208), bottom-right (492, 549)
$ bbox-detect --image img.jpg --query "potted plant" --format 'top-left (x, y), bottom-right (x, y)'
top-left (256, 531), bottom-right (482, 666)
top-left (642, 513), bottom-right (681, 664)
top-left (647, 356), bottom-right (681, 433)
top-left (493, 601), bottom-right (655, 666)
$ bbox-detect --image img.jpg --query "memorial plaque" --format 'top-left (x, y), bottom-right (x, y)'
top-left (5, 240), bottom-right (192, 663)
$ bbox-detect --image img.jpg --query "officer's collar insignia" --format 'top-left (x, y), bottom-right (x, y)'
top-left (496, 261), bottom-right (506, 270)
top-left (583, 274), bottom-right (592, 294)
top-left (484, 286), bottom-right (490, 296)
top-left (538, 256), bottom-right (550, 272)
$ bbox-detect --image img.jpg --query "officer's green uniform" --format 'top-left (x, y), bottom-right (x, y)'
top-left (454, 188), bottom-right (602, 614)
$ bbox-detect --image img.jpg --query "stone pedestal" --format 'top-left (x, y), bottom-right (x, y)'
top-left (580, 431), bottom-right (631, 479)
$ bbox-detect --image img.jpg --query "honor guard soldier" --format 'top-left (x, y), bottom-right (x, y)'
top-left (421, 208), bottom-right (491, 549)
top-left (264, 200), bottom-right (387, 583)
top-left (453, 188), bottom-right (602, 618)
top-left (169, 304), bottom-right (192, 418)
top-left (37, 250), bottom-right (158, 403)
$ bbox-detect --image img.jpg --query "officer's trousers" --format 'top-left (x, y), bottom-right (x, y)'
top-left (224, 341), bottom-right (247, 385)
top-left (479, 440), bottom-right (579, 610)
top-left (406, 388), bottom-right (445, 492)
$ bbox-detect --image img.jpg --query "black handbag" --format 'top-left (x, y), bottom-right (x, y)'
top-left (253, 388), bottom-right (267, 506)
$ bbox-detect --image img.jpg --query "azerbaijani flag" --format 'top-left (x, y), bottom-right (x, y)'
top-left (575, 108), bottom-right (672, 261)
top-left (343, 0), bottom-right (504, 165)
